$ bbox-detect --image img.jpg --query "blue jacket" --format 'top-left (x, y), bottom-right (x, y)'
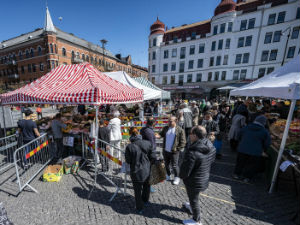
top-left (237, 123), bottom-right (271, 156)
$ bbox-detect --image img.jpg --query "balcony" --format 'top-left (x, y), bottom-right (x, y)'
top-left (7, 74), bottom-right (19, 79)
top-left (6, 60), bottom-right (17, 66)
top-left (71, 57), bottom-right (83, 64)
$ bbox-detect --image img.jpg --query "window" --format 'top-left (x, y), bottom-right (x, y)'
top-left (221, 71), bottom-right (226, 80)
top-left (268, 14), bottom-right (276, 25)
top-left (188, 60), bottom-right (194, 69)
top-left (171, 62), bottom-right (176, 71)
top-left (264, 32), bottom-right (272, 44)
top-left (191, 32), bottom-right (196, 40)
top-left (218, 40), bottom-right (223, 50)
top-left (196, 73), bottom-right (202, 82)
top-left (163, 63), bottom-right (168, 72)
top-left (190, 45), bottom-right (195, 55)
top-left (173, 36), bottom-right (178, 43)
top-left (90, 57), bottom-right (94, 64)
top-left (163, 76), bottom-right (168, 85)
top-left (26, 50), bottom-right (29, 58)
top-left (86, 55), bottom-right (89, 62)
top-left (225, 39), bottom-right (230, 49)
top-left (40, 63), bottom-right (44, 71)
top-left (54, 44), bottom-right (57, 53)
top-left (211, 41), bottom-right (216, 51)
top-left (71, 51), bottom-right (75, 59)
top-left (61, 48), bottom-right (66, 56)
top-left (258, 68), bottom-right (266, 78)
top-left (171, 76), bottom-right (175, 84)
top-left (28, 64), bottom-right (32, 73)
top-left (261, 51), bottom-right (269, 61)
top-left (199, 44), bottom-right (205, 53)
top-left (248, 18), bottom-right (255, 29)
top-left (38, 46), bottom-right (42, 56)
top-left (187, 74), bottom-right (193, 83)
top-left (216, 56), bottom-right (221, 66)
top-left (238, 37), bottom-right (244, 48)
top-left (153, 38), bottom-right (157, 47)
top-left (82, 54), bottom-right (86, 61)
top-left (243, 53), bottom-right (250, 63)
top-left (50, 44), bottom-right (53, 53)
top-left (179, 62), bottom-right (185, 72)
top-left (273, 31), bottom-right (281, 42)
top-left (223, 55), bottom-right (228, 65)
top-left (235, 54), bottom-right (242, 64)
top-left (151, 77), bottom-right (155, 84)
top-left (152, 65), bottom-right (156, 73)
top-left (197, 59), bottom-right (203, 68)
top-left (19, 51), bottom-right (23, 60)
top-left (277, 11), bottom-right (286, 24)
top-left (209, 57), bottom-right (214, 67)
top-left (240, 69), bottom-right (247, 80)
top-left (233, 70), bottom-right (239, 80)
top-left (213, 25), bottom-right (218, 35)
top-left (179, 75), bottom-right (184, 86)
top-left (164, 50), bottom-right (169, 59)
top-left (228, 22), bottom-right (233, 32)
top-left (208, 72), bottom-right (212, 81)
top-left (152, 52), bottom-right (156, 60)
top-left (245, 36), bottom-right (252, 47)
top-left (21, 66), bottom-right (25, 74)
top-left (269, 49), bottom-right (278, 61)
top-left (30, 49), bottom-right (34, 57)
top-left (214, 71), bottom-right (219, 81)
top-left (297, 7), bottom-right (300, 19)
top-left (172, 49), bottom-right (177, 57)
top-left (287, 46), bottom-right (296, 58)
top-left (180, 47), bottom-right (186, 59)
top-left (267, 67), bottom-right (274, 74)
top-left (291, 27), bottom-right (299, 39)
top-left (220, 23), bottom-right (226, 33)
top-left (32, 63), bottom-right (36, 72)
top-left (240, 20), bottom-right (247, 31)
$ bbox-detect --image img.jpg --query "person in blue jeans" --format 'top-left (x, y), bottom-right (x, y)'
top-left (17, 109), bottom-right (40, 167)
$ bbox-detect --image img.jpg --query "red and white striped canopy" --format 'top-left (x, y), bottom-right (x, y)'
top-left (0, 63), bottom-right (143, 105)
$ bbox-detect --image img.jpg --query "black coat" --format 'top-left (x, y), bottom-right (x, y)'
top-left (179, 138), bottom-right (216, 192)
top-left (125, 136), bottom-right (155, 183)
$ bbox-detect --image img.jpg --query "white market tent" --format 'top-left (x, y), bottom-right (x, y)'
top-left (230, 55), bottom-right (300, 194)
top-left (104, 71), bottom-right (162, 101)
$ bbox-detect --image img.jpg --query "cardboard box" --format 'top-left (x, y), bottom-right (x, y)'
top-left (43, 165), bottom-right (63, 182)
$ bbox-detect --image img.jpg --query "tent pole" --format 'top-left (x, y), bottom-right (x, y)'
top-left (269, 99), bottom-right (296, 194)
top-left (1, 105), bottom-right (6, 137)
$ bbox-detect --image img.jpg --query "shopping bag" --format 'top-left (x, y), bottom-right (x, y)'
top-left (149, 160), bottom-right (166, 185)
top-left (63, 136), bottom-right (74, 147)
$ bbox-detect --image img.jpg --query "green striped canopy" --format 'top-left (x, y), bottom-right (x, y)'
top-left (134, 77), bottom-right (171, 99)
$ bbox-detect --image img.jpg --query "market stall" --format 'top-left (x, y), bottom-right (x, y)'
top-left (230, 55), bottom-right (300, 193)
top-left (134, 77), bottom-right (170, 100)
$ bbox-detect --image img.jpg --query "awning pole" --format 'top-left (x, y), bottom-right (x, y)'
top-left (269, 99), bottom-right (296, 193)
top-left (1, 105), bottom-right (6, 137)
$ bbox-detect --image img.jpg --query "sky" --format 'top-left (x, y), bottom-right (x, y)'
top-left (0, 0), bottom-right (220, 67)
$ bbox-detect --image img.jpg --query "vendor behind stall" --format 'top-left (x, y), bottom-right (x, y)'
top-left (51, 113), bottom-right (67, 160)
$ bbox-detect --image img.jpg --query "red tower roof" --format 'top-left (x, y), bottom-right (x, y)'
top-left (150, 17), bottom-right (165, 35)
top-left (214, 0), bottom-right (236, 16)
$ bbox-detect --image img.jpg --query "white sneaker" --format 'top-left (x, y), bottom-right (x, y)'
top-left (166, 175), bottom-right (172, 181)
top-left (173, 177), bottom-right (180, 185)
top-left (184, 202), bottom-right (193, 214)
top-left (183, 219), bottom-right (203, 225)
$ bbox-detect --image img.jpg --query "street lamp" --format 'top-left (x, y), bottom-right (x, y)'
top-left (281, 27), bottom-right (291, 66)
top-left (100, 39), bottom-right (107, 71)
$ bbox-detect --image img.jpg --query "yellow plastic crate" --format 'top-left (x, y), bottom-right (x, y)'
top-left (43, 165), bottom-right (63, 182)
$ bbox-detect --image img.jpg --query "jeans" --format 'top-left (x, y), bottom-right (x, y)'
top-left (163, 151), bottom-right (180, 177)
top-left (214, 139), bottom-right (222, 154)
top-left (132, 178), bottom-right (150, 211)
top-left (230, 139), bottom-right (239, 152)
top-left (186, 185), bottom-right (201, 222)
top-left (54, 138), bottom-right (64, 159)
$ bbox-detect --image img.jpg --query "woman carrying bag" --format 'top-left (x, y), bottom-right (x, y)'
top-left (125, 127), bottom-right (156, 214)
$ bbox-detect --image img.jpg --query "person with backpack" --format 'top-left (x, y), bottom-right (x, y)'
top-left (125, 127), bottom-right (156, 214)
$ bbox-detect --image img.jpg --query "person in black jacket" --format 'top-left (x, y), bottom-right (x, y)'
top-left (98, 119), bottom-right (110, 171)
top-left (125, 127), bottom-right (156, 214)
top-left (180, 126), bottom-right (216, 225)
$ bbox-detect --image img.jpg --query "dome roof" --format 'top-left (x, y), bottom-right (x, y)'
top-left (214, 0), bottom-right (236, 16)
top-left (150, 17), bottom-right (165, 35)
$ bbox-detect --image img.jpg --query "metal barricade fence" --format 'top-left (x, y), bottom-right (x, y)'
top-left (13, 133), bottom-right (53, 193)
top-left (83, 134), bottom-right (129, 202)
top-left (0, 134), bottom-right (19, 173)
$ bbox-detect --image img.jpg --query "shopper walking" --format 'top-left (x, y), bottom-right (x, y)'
top-left (190, 101), bottom-right (199, 126)
top-left (157, 116), bottom-right (186, 185)
top-left (180, 126), bottom-right (216, 225)
top-left (107, 111), bottom-right (122, 159)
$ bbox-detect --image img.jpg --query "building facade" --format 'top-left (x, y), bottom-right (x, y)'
top-left (148, 0), bottom-right (300, 99)
top-left (0, 8), bottom-right (148, 90)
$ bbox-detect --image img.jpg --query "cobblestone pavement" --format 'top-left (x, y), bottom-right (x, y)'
top-left (0, 140), bottom-right (299, 225)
